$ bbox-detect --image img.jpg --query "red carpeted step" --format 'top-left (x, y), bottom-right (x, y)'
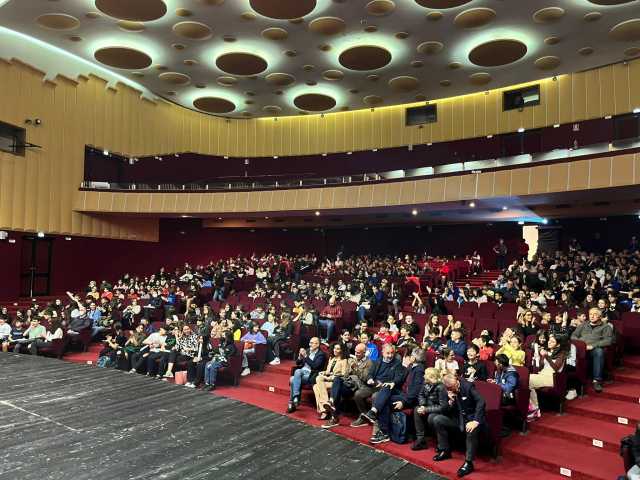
top-left (613, 369), bottom-right (640, 385)
top-left (566, 396), bottom-right (640, 424)
top-left (63, 352), bottom-right (99, 364)
top-left (624, 356), bottom-right (640, 369)
top-left (503, 433), bottom-right (622, 480)
top-left (591, 382), bottom-right (640, 404)
top-left (529, 413), bottom-right (633, 453)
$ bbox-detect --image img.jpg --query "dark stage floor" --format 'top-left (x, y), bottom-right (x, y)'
top-left (0, 354), bottom-right (444, 480)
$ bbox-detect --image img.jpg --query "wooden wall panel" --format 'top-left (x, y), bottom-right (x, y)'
top-left (74, 153), bottom-right (640, 216)
top-left (3, 59), bottom-right (640, 241)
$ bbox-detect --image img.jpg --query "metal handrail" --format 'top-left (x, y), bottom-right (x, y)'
top-left (81, 136), bottom-right (640, 193)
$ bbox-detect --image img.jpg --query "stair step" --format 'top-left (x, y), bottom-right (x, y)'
top-left (592, 383), bottom-right (640, 404)
top-left (529, 413), bottom-right (633, 453)
top-left (566, 396), bottom-right (640, 424)
top-left (503, 432), bottom-right (622, 480)
top-left (613, 369), bottom-right (640, 385)
top-left (624, 356), bottom-right (640, 368)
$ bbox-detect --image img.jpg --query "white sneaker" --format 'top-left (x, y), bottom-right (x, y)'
top-left (185, 382), bottom-right (196, 388)
top-left (269, 358), bottom-right (280, 365)
top-left (163, 372), bottom-right (174, 378)
top-left (241, 367), bottom-right (251, 376)
top-left (565, 389), bottom-right (577, 400)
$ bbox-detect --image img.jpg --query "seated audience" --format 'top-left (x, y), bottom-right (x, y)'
top-left (201, 330), bottom-right (237, 391)
top-left (429, 373), bottom-right (486, 477)
top-left (496, 329), bottom-right (525, 367)
top-left (435, 347), bottom-right (459, 374)
top-left (0, 317), bottom-right (11, 352)
top-left (161, 324), bottom-right (199, 384)
top-left (360, 331), bottom-right (379, 361)
top-left (313, 342), bottom-right (351, 418)
top-left (318, 297), bottom-right (342, 344)
top-left (267, 312), bottom-right (294, 365)
top-left (129, 325), bottom-right (167, 375)
top-left (412, 367), bottom-right (449, 451)
top-left (365, 348), bottom-right (426, 444)
top-left (462, 345), bottom-right (488, 382)
top-left (15, 319), bottom-right (46, 354)
top-left (571, 307), bottom-right (613, 392)
top-left (489, 354), bottom-right (519, 405)
top-left (528, 335), bottom-right (568, 420)
top-left (287, 337), bottom-right (326, 413)
top-left (351, 344), bottom-right (404, 428)
top-left (323, 342), bottom-right (373, 429)
top-left (446, 328), bottom-right (468, 358)
top-left (240, 322), bottom-right (267, 376)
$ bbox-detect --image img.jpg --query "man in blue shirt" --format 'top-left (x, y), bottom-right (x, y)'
top-left (87, 302), bottom-right (105, 339)
top-left (287, 337), bottom-right (326, 413)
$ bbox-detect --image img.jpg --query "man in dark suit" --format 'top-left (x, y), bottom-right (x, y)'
top-left (364, 347), bottom-right (426, 444)
top-left (287, 337), bottom-right (326, 413)
top-left (429, 373), bottom-right (486, 477)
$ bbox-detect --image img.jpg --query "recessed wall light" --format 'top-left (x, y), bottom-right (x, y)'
top-left (469, 201), bottom-right (476, 208)
top-left (502, 206), bottom-right (508, 211)
top-left (518, 221), bottom-right (524, 225)
top-left (411, 209), bottom-right (418, 216)
top-left (315, 211), bottom-right (320, 216)
top-left (517, 127), bottom-right (525, 133)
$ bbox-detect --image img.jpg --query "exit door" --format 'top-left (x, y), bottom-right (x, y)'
top-left (20, 235), bottom-right (53, 297)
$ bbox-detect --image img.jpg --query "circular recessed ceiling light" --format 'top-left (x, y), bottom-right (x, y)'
top-left (339, 45), bottom-right (392, 70)
top-left (262, 27), bottom-right (288, 40)
top-left (36, 13), bottom-right (80, 30)
top-left (454, 8), bottom-right (496, 29)
top-left (216, 52), bottom-right (268, 76)
top-left (294, 93), bottom-right (337, 111)
top-left (609, 19), bottom-right (640, 42)
top-left (193, 97), bottom-right (236, 114)
top-left (309, 17), bottom-right (346, 35)
top-left (249, 0), bottom-right (317, 20)
top-left (172, 21), bottom-right (213, 40)
top-left (415, 0), bottom-right (473, 8)
top-left (468, 39), bottom-right (527, 67)
top-left (94, 47), bottom-right (152, 69)
top-left (95, 0), bottom-right (167, 21)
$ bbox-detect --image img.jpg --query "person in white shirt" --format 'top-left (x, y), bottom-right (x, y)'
top-left (129, 326), bottom-right (167, 374)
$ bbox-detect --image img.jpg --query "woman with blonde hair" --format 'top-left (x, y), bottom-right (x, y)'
top-left (412, 367), bottom-right (449, 450)
top-left (314, 342), bottom-right (351, 418)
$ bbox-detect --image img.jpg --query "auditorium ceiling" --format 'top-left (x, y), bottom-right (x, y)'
top-left (0, 0), bottom-right (639, 118)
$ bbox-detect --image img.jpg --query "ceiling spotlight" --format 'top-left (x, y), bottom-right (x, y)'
top-left (34, 118), bottom-right (42, 125)
top-left (103, 149), bottom-right (109, 156)
top-left (322, 153), bottom-right (327, 156)
top-left (604, 115), bottom-right (612, 120)
top-left (502, 206), bottom-right (508, 211)
top-left (553, 124), bottom-right (560, 128)
top-left (517, 127), bottom-right (525, 133)
top-left (174, 153), bottom-right (180, 158)
top-left (552, 76), bottom-right (557, 82)
top-left (347, 151), bottom-right (352, 155)
top-left (542, 218), bottom-right (549, 224)
top-left (372, 148), bottom-right (378, 152)
top-left (486, 135), bottom-right (493, 139)
top-left (64, 237), bottom-right (72, 241)
top-left (518, 221), bottom-right (524, 225)
top-left (224, 156), bottom-right (229, 159)
top-left (469, 201), bottom-right (476, 208)
top-left (634, 107), bottom-right (640, 114)
top-left (411, 209), bottom-right (418, 216)
top-left (265, 216), bottom-right (269, 219)
top-left (218, 217), bottom-right (222, 220)
top-left (37, 232), bottom-right (45, 238)
top-left (315, 211), bottom-right (320, 216)
top-left (273, 156), bottom-right (278, 159)
top-left (180, 215), bottom-right (191, 218)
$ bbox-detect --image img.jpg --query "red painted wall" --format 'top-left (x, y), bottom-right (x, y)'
top-left (0, 219), bottom-right (524, 300)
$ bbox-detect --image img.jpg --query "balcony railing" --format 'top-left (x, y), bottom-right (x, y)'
top-left (81, 136), bottom-right (640, 193)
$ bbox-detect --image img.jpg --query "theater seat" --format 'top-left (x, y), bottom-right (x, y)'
top-left (474, 381), bottom-right (504, 458)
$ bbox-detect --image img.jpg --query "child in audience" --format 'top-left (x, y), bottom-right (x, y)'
top-left (462, 344), bottom-right (488, 382)
top-left (434, 347), bottom-right (459, 374)
top-left (374, 323), bottom-right (397, 345)
top-left (497, 331), bottom-right (525, 367)
top-left (446, 328), bottom-right (467, 358)
top-left (360, 331), bottom-right (379, 361)
top-left (422, 330), bottom-right (442, 353)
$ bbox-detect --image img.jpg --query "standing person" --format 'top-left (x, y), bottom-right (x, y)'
top-left (493, 238), bottom-right (508, 270)
top-left (571, 307), bottom-right (613, 392)
top-left (429, 374), bottom-right (486, 478)
top-left (287, 337), bottom-right (326, 413)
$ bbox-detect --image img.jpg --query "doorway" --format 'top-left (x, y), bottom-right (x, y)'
top-left (20, 235), bottom-right (53, 297)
